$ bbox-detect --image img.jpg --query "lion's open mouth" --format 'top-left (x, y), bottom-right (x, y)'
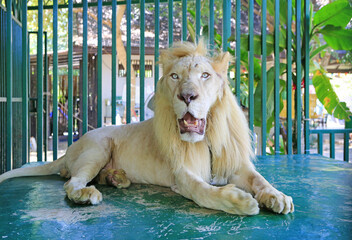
top-left (178, 112), bottom-right (205, 135)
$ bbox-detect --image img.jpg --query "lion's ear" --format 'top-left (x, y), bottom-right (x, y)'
top-left (211, 52), bottom-right (233, 77)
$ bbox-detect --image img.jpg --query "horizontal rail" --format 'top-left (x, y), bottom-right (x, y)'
top-left (27, 0), bottom-right (181, 11)
top-left (310, 129), bottom-right (352, 134)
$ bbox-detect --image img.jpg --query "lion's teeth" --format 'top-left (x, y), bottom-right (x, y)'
top-left (184, 120), bottom-right (188, 126)
top-left (195, 120), bottom-right (198, 126)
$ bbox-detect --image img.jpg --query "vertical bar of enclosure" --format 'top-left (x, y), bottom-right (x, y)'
top-left (261, 0), bottom-right (267, 156)
top-left (37, 0), bottom-right (43, 162)
top-left (208, 0), bottom-right (214, 49)
top-left (318, 133), bottom-right (323, 155)
top-left (82, 0), bottom-right (88, 134)
top-left (22, 0), bottom-right (28, 165)
top-left (44, 32), bottom-right (48, 161)
top-left (154, 0), bottom-right (160, 89)
top-left (248, 0), bottom-right (254, 133)
top-left (296, 0), bottom-right (302, 154)
top-left (274, 0), bottom-right (280, 154)
top-left (330, 133), bottom-right (335, 159)
top-left (304, 0), bottom-right (310, 153)
top-left (6, 0), bottom-right (13, 169)
top-left (182, 0), bottom-right (187, 42)
top-left (235, 0), bottom-right (241, 103)
top-left (53, 0), bottom-right (58, 160)
top-left (168, 0), bottom-right (173, 46)
top-left (140, 0), bottom-right (145, 121)
top-left (286, 0), bottom-right (293, 154)
top-left (344, 133), bottom-right (349, 162)
top-left (126, 0), bottom-right (131, 124)
top-left (68, 0), bottom-right (73, 145)
top-left (112, 0), bottom-right (117, 125)
top-left (222, 0), bottom-right (230, 52)
top-left (97, 0), bottom-right (103, 127)
top-left (196, 0), bottom-right (201, 42)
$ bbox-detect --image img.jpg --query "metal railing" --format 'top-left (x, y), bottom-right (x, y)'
top-left (1, 0), bottom-right (351, 173)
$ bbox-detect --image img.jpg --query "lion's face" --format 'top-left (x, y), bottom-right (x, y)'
top-left (163, 55), bottom-right (224, 143)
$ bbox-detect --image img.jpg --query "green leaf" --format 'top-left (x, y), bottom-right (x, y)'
top-left (319, 25), bottom-right (352, 50)
top-left (312, 70), bottom-right (352, 121)
top-left (310, 44), bottom-right (329, 59)
top-left (254, 64), bottom-right (286, 132)
top-left (313, 0), bottom-right (352, 28)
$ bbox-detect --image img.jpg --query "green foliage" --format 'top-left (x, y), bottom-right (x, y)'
top-left (312, 70), bottom-right (352, 120)
top-left (313, 0), bottom-right (352, 28)
top-left (318, 26), bottom-right (352, 51)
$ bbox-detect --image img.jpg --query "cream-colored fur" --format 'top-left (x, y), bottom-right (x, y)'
top-left (0, 41), bottom-right (293, 215)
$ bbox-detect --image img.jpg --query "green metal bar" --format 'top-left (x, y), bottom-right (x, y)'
top-left (126, 0), bottom-right (131, 124)
top-left (261, 0), bottom-right (267, 156)
top-left (6, 0), bottom-right (13, 170)
top-left (304, 0), bottom-right (310, 154)
top-left (154, 0), bottom-right (160, 89)
top-left (140, 0), bottom-right (145, 122)
top-left (53, 0), bottom-right (58, 160)
top-left (68, 0), bottom-right (73, 145)
top-left (274, 0), bottom-right (280, 154)
top-left (330, 133), bottom-right (335, 159)
top-left (27, 34), bottom-right (31, 162)
top-left (235, 0), bottom-right (241, 103)
top-left (182, 0), bottom-right (187, 42)
top-left (112, 0), bottom-right (117, 125)
top-left (168, 0), bottom-right (173, 46)
top-left (27, 0), bottom-right (178, 10)
top-left (97, 0), bottom-right (103, 127)
top-left (22, 0), bottom-right (28, 165)
top-left (44, 32), bottom-right (48, 162)
top-left (296, 0), bottom-right (302, 154)
top-left (196, 0), bottom-right (200, 42)
top-left (344, 133), bottom-right (349, 162)
top-left (310, 129), bottom-right (352, 134)
top-left (248, 0), bottom-right (254, 133)
top-left (208, 0), bottom-right (214, 49)
top-left (318, 133), bottom-right (323, 155)
top-left (37, 0), bottom-right (43, 162)
top-left (222, 0), bottom-right (230, 52)
top-left (286, 0), bottom-right (292, 155)
top-left (82, 0), bottom-right (88, 134)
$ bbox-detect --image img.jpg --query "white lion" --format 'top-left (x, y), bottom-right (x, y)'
top-left (0, 41), bottom-right (293, 215)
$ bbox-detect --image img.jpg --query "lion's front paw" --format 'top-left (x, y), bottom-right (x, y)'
top-left (65, 183), bottom-right (103, 205)
top-left (219, 184), bottom-right (260, 215)
top-left (255, 187), bottom-right (294, 214)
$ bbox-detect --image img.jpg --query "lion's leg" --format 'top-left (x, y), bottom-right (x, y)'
top-left (229, 164), bottom-right (294, 214)
top-left (173, 167), bottom-right (259, 215)
top-left (96, 168), bottom-right (131, 189)
top-left (63, 149), bottom-right (110, 205)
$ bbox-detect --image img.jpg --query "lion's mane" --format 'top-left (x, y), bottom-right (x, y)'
top-left (153, 41), bottom-right (254, 181)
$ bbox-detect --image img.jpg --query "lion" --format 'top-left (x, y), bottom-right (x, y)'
top-left (0, 41), bottom-right (293, 215)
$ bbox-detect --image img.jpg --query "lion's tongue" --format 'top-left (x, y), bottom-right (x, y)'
top-left (178, 112), bottom-right (205, 135)
top-left (183, 112), bottom-right (197, 124)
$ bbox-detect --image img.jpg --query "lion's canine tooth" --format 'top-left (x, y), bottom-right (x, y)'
top-left (184, 120), bottom-right (188, 126)
top-left (195, 120), bottom-right (198, 126)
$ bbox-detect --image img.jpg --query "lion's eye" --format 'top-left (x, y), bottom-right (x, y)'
top-left (170, 73), bottom-right (179, 80)
top-left (201, 72), bottom-right (210, 79)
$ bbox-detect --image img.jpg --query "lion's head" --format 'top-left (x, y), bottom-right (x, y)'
top-left (154, 41), bottom-right (254, 177)
top-left (156, 41), bottom-right (231, 143)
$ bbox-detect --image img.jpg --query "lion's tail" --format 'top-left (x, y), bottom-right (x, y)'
top-left (0, 155), bottom-right (66, 184)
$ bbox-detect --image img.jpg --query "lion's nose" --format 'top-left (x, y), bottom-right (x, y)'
top-left (177, 93), bottom-right (198, 106)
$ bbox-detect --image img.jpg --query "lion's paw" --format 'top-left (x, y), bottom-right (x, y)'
top-left (65, 184), bottom-right (103, 205)
top-left (255, 187), bottom-right (294, 214)
top-left (219, 184), bottom-right (260, 215)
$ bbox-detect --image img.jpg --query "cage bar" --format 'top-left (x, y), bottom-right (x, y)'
top-left (286, 0), bottom-right (293, 155)
top-left (140, 0), bottom-right (145, 121)
top-left (37, 0), bottom-right (43, 162)
top-left (6, 0), bottom-right (13, 169)
top-left (261, 0), bottom-right (267, 156)
top-left (154, 0), bottom-right (160, 89)
top-left (112, 0), bottom-right (117, 125)
top-left (196, 0), bottom-right (201, 42)
top-left (208, 0), bottom-right (214, 49)
top-left (22, 0), bottom-right (28, 164)
top-left (235, 0), bottom-right (241, 103)
top-left (304, 0), bottom-right (310, 153)
top-left (248, 0), bottom-right (254, 133)
top-left (68, 0), bottom-right (73, 145)
top-left (82, 0), bottom-right (88, 134)
top-left (168, 0), bottom-right (173, 46)
top-left (97, 0), bottom-right (103, 127)
top-left (296, 0), bottom-right (302, 154)
top-left (126, 0), bottom-right (131, 124)
top-left (182, 0), bottom-right (187, 42)
top-left (274, 0), bottom-right (280, 154)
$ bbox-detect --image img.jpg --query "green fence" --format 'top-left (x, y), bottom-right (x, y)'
top-left (1, 0), bottom-right (351, 173)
